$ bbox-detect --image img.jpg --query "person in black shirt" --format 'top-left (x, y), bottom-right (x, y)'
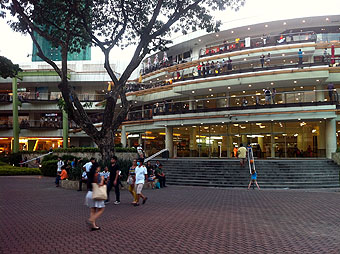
top-left (106, 156), bottom-right (120, 205)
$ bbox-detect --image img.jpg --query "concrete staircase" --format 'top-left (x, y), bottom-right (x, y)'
top-left (156, 159), bottom-right (340, 189)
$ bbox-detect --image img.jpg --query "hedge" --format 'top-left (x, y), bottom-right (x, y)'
top-left (41, 160), bottom-right (58, 177)
top-left (0, 165), bottom-right (41, 176)
top-left (19, 147), bottom-right (136, 154)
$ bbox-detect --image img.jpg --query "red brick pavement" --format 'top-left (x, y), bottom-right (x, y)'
top-left (0, 176), bottom-right (339, 254)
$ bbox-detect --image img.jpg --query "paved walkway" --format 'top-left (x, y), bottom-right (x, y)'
top-left (0, 176), bottom-right (339, 254)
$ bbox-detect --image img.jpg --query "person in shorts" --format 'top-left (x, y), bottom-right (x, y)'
top-left (134, 159), bottom-right (148, 206)
top-left (248, 169), bottom-right (260, 190)
top-left (237, 143), bottom-right (247, 167)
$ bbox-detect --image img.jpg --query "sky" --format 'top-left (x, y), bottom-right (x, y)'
top-left (0, 0), bottom-right (339, 77)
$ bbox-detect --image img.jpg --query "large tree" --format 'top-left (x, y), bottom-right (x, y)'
top-left (2, 0), bottom-right (244, 161)
top-left (0, 55), bottom-right (21, 78)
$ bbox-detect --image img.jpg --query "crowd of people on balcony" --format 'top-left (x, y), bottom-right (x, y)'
top-left (140, 30), bottom-right (318, 76)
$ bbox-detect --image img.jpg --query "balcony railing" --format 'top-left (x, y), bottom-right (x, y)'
top-left (14, 93), bottom-right (107, 102)
top-left (126, 89), bottom-right (338, 121)
top-left (128, 56), bottom-right (333, 94)
top-left (141, 31), bottom-right (318, 75)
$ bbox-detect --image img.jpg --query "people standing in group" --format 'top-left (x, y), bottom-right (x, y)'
top-left (78, 167), bottom-right (88, 191)
top-left (227, 57), bottom-right (233, 73)
top-left (137, 144), bottom-right (145, 163)
top-left (298, 49), bottom-right (303, 68)
top-left (101, 166), bottom-right (110, 184)
top-left (134, 159), bottom-right (148, 206)
top-left (260, 54), bottom-right (265, 68)
top-left (155, 163), bottom-right (166, 188)
top-left (237, 143), bottom-right (247, 168)
top-left (266, 53), bottom-right (271, 66)
top-left (264, 88), bottom-right (271, 104)
top-left (127, 159), bottom-right (138, 205)
top-left (271, 88), bottom-right (277, 104)
top-left (55, 157), bottom-right (64, 187)
top-left (248, 169), bottom-right (260, 190)
top-left (242, 97), bottom-right (248, 107)
top-left (323, 48), bottom-right (329, 64)
top-left (197, 63), bottom-right (202, 77)
top-left (146, 161), bottom-right (156, 189)
top-left (106, 156), bottom-right (120, 205)
top-left (83, 157), bottom-right (95, 173)
top-left (327, 83), bottom-right (335, 102)
top-left (85, 163), bottom-right (105, 231)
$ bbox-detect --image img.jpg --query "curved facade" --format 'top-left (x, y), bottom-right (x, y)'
top-left (122, 15), bottom-right (340, 159)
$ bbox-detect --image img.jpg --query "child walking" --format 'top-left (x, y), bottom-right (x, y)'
top-left (248, 169), bottom-right (260, 190)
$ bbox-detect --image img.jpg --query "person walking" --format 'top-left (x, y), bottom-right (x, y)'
top-left (327, 83), bottom-right (335, 102)
top-left (127, 159), bottom-right (138, 205)
top-left (134, 159), bottom-right (148, 206)
top-left (298, 49), bottom-right (303, 68)
top-left (106, 156), bottom-right (120, 205)
top-left (271, 88), bottom-right (277, 104)
top-left (55, 157), bottom-right (64, 187)
top-left (85, 164), bottom-right (105, 231)
top-left (238, 143), bottom-right (247, 167)
top-left (260, 54), bottom-right (265, 68)
top-left (78, 167), bottom-right (88, 191)
top-left (248, 169), bottom-right (260, 190)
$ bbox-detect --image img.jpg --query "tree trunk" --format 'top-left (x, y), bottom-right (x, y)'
top-left (97, 130), bottom-right (115, 163)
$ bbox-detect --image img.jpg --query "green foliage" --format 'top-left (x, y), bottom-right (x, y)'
top-left (41, 159), bottom-right (58, 177)
top-left (115, 147), bottom-right (137, 153)
top-left (0, 165), bottom-right (41, 176)
top-left (9, 153), bottom-right (22, 166)
top-left (0, 55), bottom-right (22, 78)
top-left (117, 159), bottom-right (132, 181)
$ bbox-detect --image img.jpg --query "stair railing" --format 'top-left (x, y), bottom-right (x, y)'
top-left (144, 148), bottom-right (169, 163)
top-left (247, 147), bottom-right (256, 174)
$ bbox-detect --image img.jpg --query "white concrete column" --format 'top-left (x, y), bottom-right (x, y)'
top-left (258, 136), bottom-right (264, 151)
top-left (226, 125), bottom-right (232, 158)
top-left (326, 118), bottom-right (337, 159)
top-left (127, 138), bottom-right (131, 148)
top-left (270, 124), bottom-right (275, 157)
top-left (316, 84), bottom-right (325, 102)
top-left (189, 96), bottom-right (195, 110)
top-left (165, 126), bottom-right (174, 157)
top-left (121, 125), bottom-right (127, 148)
top-left (241, 135), bottom-right (247, 145)
top-left (189, 127), bottom-right (197, 156)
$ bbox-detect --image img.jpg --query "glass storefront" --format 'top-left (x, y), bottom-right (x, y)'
top-left (137, 120), bottom-right (330, 158)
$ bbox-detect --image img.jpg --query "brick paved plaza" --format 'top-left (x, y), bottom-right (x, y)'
top-left (0, 176), bottom-right (339, 254)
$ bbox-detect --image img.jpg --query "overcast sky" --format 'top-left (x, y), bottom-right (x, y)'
top-left (0, 0), bottom-right (339, 77)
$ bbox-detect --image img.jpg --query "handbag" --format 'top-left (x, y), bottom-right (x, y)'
top-left (92, 183), bottom-right (107, 200)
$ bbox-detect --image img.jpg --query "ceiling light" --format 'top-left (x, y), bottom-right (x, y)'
top-left (294, 81), bottom-right (297, 84)
top-left (209, 88), bottom-right (212, 91)
top-left (302, 20), bottom-right (306, 23)
top-left (216, 34), bottom-right (219, 37)
top-left (271, 82), bottom-right (274, 85)
top-left (300, 86), bottom-right (303, 89)
top-left (211, 94), bottom-right (214, 97)
top-left (198, 39), bottom-right (201, 42)
top-left (231, 30), bottom-right (234, 34)
top-left (192, 91), bottom-right (195, 94)
top-left (265, 24), bottom-right (268, 28)
top-left (249, 84), bottom-right (252, 87)
top-left (316, 79), bottom-right (320, 82)
top-left (283, 22), bottom-right (287, 25)
top-left (228, 86), bottom-right (231, 89)
top-left (326, 18), bottom-right (329, 21)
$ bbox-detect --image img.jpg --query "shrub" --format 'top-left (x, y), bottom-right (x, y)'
top-left (42, 154), bottom-right (58, 162)
top-left (117, 159), bottom-right (132, 181)
top-left (41, 160), bottom-right (58, 176)
top-left (0, 165), bottom-right (41, 176)
top-left (9, 153), bottom-right (22, 166)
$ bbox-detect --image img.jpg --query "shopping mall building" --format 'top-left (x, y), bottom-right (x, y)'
top-left (1, 15), bottom-right (340, 159)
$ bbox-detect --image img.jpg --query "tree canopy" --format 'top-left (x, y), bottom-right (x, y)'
top-left (2, 0), bottom-right (245, 160)
top-left (0, 55), bottom-right (21, 79)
